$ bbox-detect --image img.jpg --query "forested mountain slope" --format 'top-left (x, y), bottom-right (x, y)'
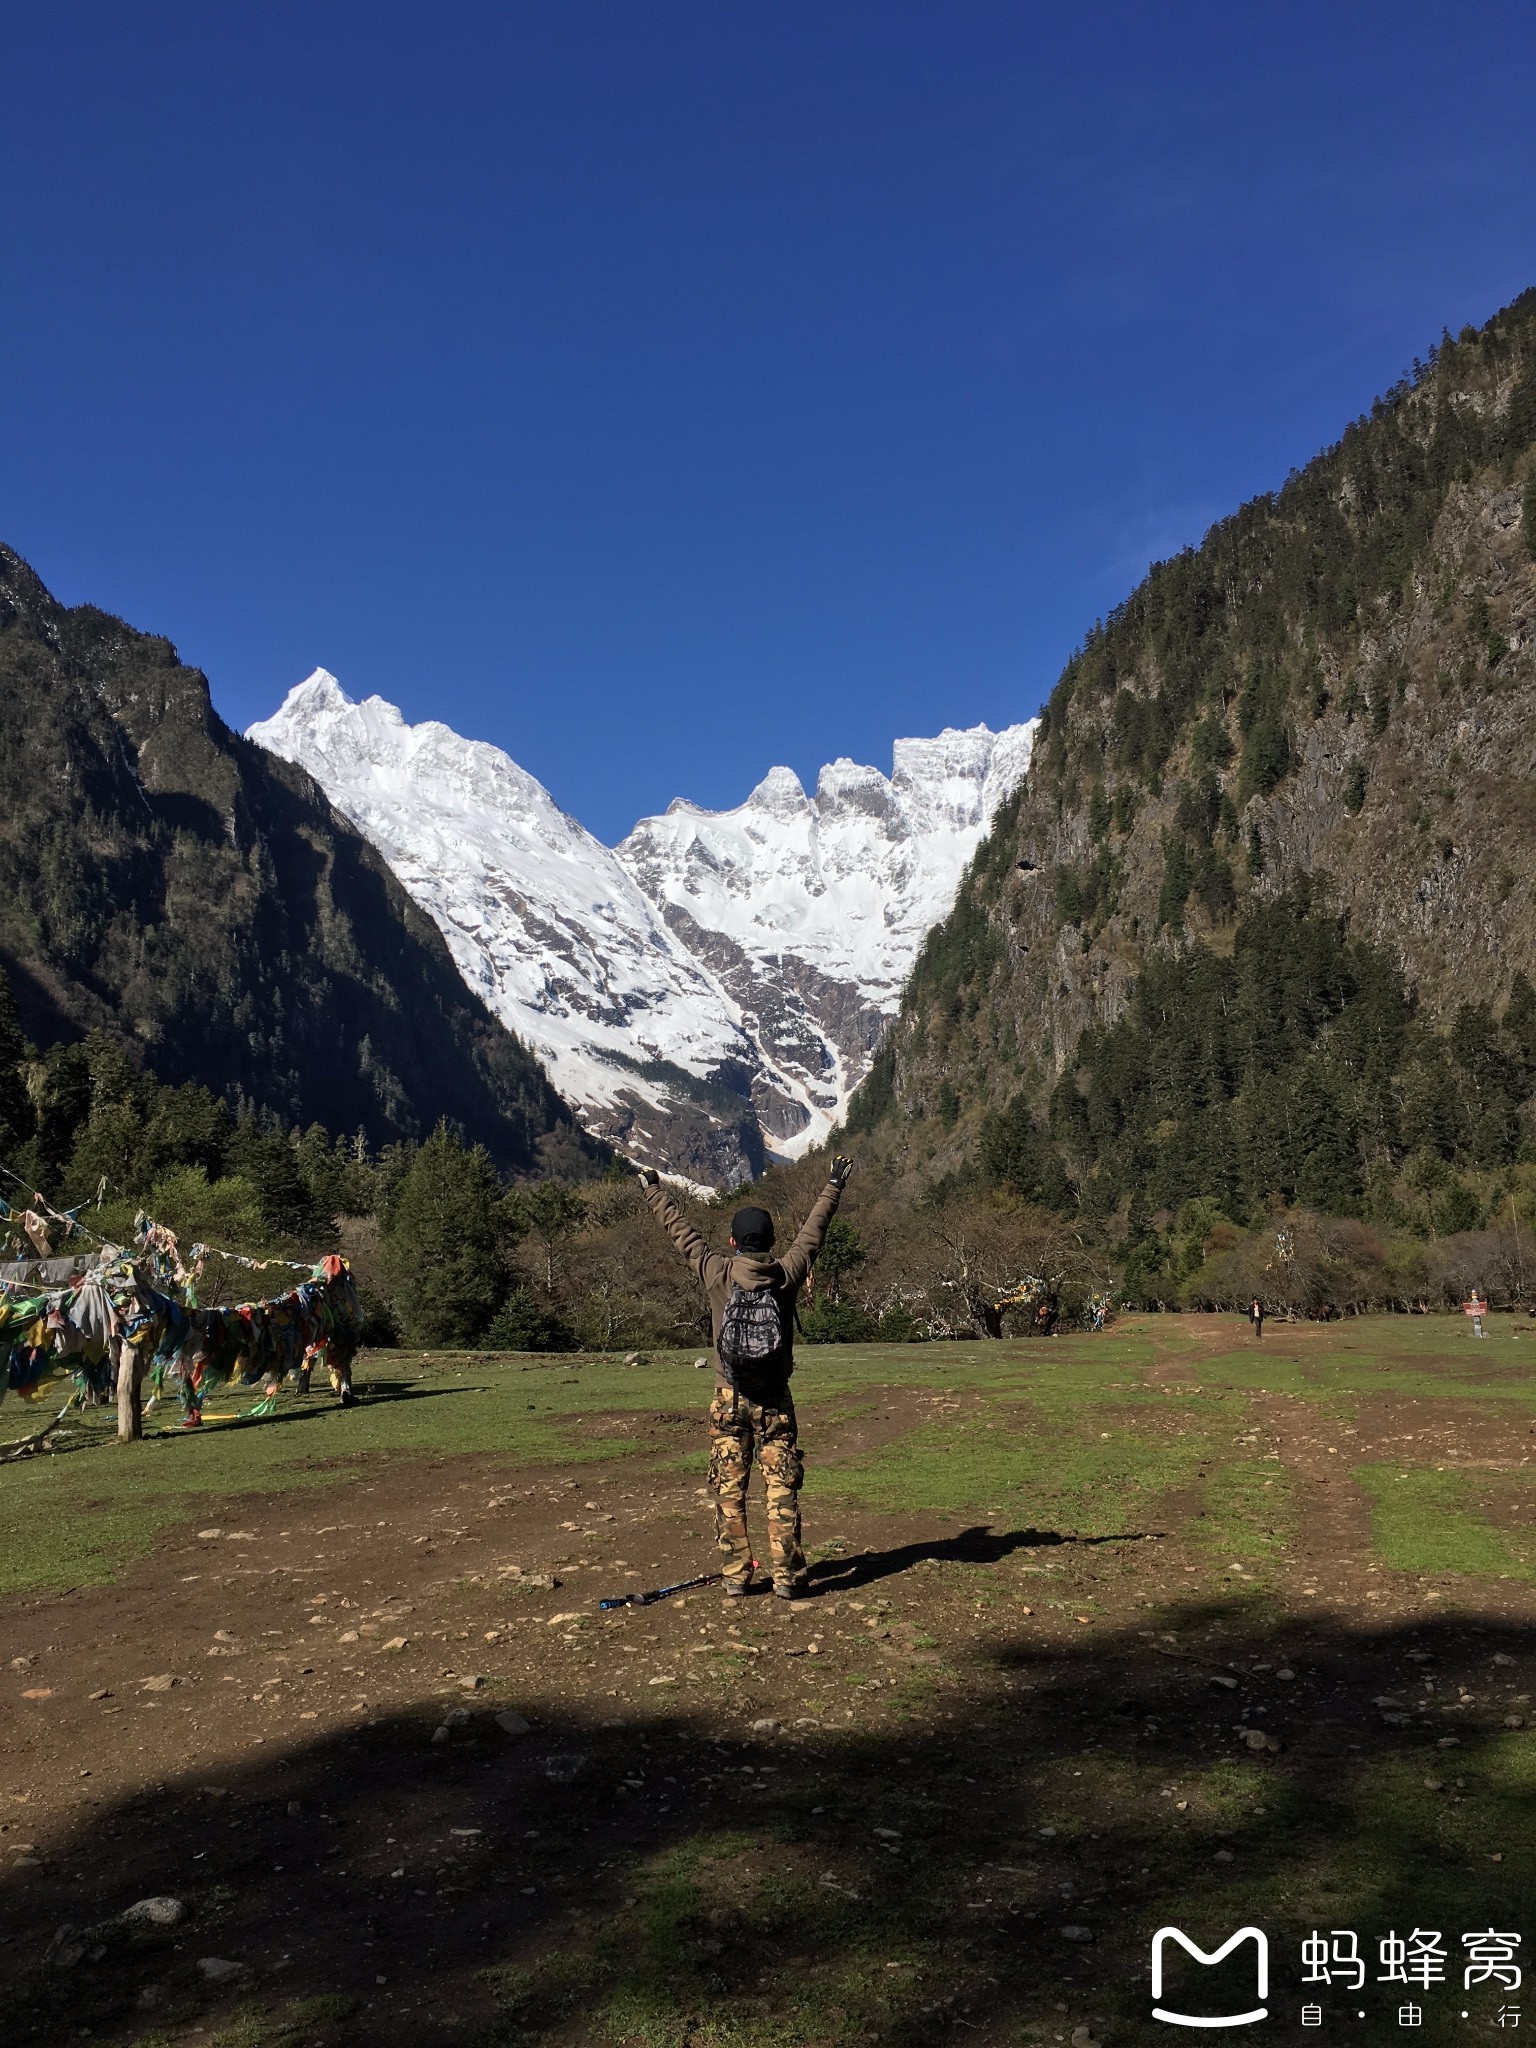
top-left (0, 547), bottom-right (591, 1173)
top-left (857, 290), bottom-right (1536, 1220)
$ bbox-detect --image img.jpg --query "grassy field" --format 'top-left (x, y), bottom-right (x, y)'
top-left (1, 1313), bottom-right (1532, 2047)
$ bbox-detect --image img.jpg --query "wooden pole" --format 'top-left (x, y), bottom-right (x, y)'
top-left (115, 1336), bottom-right (143, 1442)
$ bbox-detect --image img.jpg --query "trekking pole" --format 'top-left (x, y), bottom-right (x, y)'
top-left (599, 1570), bottom-right (726, 1610)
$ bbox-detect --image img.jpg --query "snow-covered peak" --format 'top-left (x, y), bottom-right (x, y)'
top-left (249, 678), bottom-right (1037, 1182)
top-left (618, 718), bottom-right (1036, 991)
top-left (255, 671), bottom-right (577, 852)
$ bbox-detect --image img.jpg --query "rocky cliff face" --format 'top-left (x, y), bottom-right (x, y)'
top-left (250, 676), bottom-right (1035, 1184)
top-left (0, 548), bottom-right (590, 1172)
top-left (869, 289), bottom-right (1536, 1173)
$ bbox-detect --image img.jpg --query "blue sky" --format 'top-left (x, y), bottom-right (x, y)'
top-left (4, 2), bottom-right (1535, 844)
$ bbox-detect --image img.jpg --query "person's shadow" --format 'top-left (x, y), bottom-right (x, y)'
top-left (801, 1523), bottom-right (1161, 1595)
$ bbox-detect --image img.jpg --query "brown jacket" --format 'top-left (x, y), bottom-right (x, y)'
top-left (643, 1178), bottom-right (843, 1387)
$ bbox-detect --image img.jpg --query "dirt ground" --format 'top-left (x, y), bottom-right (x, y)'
top-left (2, 1333), bottom-right (1533, 2046)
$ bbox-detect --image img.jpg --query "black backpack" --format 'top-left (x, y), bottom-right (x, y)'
top-left (717, 1282), bottom-right (789, 1395)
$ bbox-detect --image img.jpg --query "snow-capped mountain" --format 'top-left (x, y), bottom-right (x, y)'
top-left (248, 673), bottom-right (1035, 1183)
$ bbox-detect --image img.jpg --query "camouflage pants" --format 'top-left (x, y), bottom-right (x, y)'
top-left (707, 1384), bottom-right (804, 1588)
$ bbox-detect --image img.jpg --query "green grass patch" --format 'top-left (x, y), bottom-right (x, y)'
top-left (824, 1401), bottom-right (1210, 1533)
top-left (1358, 1465), bottom-right (1536, 1581)
top-left (1193, 1456), bottom-right (1298, 1575)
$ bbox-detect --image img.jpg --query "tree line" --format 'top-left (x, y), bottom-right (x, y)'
top-left (5, 943), bottom-right (1532, 1350)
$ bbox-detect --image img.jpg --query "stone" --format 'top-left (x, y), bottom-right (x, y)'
top-left (1422, 1777), bottom-right (1444, 1791)
top-left (122, 1896), bottom-right (186, 1930)
top-left (541, 1752), bottom-right (587, 1783)
top-left (1503, 1714), bottom-right (1525, 1729)
top-left (1209, 1675), bottom-right (1238, 1690)
top-left (197, 1529), bottom-right (223, 1540)
top-left (380, 1637), bottom-right (409, 1653)
top-left (88, 1688), bottom-right (110, 1702)
top-left (1214, 1849), bottom-right (1235, 1863)
top-left (445, 1706), bottom-right (472, 1726)
top-left (197, 1956), bottom-right (243, 1982)
top-left (431, 1725), bottom-right (450, 1745)
top-left (495, 1712), bottom-right (532, 1738)
top-left (1493, 1653), bottom-right (1515, 1666)
top-left (1071, 2029), bottom-right (1100, 2048)
top-left (694, 1356), bottom-right (709, 1369)
top-left (46, 1924), bottom-right (82, 1968)
top-left (750, 1718), bottom-right (780, 1735)
top-left (1060, 1924), bottom-right (1094, 1942)
top-left (136, 1984), bottom-right (164, 2010)
top-left (21, 1687), bottom-right (52, 1700)
top-left (549, 1612), bottom-right (585, 1626)
top-left (1277, 1668), bottom-right (1296, 1680)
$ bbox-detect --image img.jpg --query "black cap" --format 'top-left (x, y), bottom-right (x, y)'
top-left (730, 1206), bottom-right (775, 1253)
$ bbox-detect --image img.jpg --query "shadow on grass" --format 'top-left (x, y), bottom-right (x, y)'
top-left (150, 1385), bottom-right (486, 1443)
top-left (4, 1599), bottom-right (1528, 2048)
top-left (0, 1383), bottom-right (486, 1460)
top-left (805, 1523), bottom-right (1164, 1594)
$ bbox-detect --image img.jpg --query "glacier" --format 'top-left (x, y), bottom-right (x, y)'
top-left (248, 672), bottom-right (1035, 1183)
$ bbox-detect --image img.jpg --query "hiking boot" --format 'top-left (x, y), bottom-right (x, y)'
top-left (339, 1385), bottom-right (357, 1408)
top-left (723, 1576), bottom-right (751, 1599)
top-left (772, 1578), bottom-right (801, 1602)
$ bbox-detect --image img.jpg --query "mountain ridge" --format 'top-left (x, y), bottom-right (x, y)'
top-left (0, 546), bottom-right (593, 1174)
top-left (855, 288), bottom-right (1536, 1210)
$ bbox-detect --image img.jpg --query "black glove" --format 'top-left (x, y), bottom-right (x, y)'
top-left (829, 1154), bottom-right (853, 1189)
top-left (638, 1166), bottom-right (660, 1188)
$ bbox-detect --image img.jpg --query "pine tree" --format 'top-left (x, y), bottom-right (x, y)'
top-left (381, 1123), bottom-right (510, 1346)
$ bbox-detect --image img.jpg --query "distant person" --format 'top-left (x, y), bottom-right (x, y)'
top-left (639, 1156), bottom-right (852, 1600)
top-left (1249, 1297), bottom-right (1265, 1341)
top-left (1468, 1290), bottom-right (1488, 1339)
